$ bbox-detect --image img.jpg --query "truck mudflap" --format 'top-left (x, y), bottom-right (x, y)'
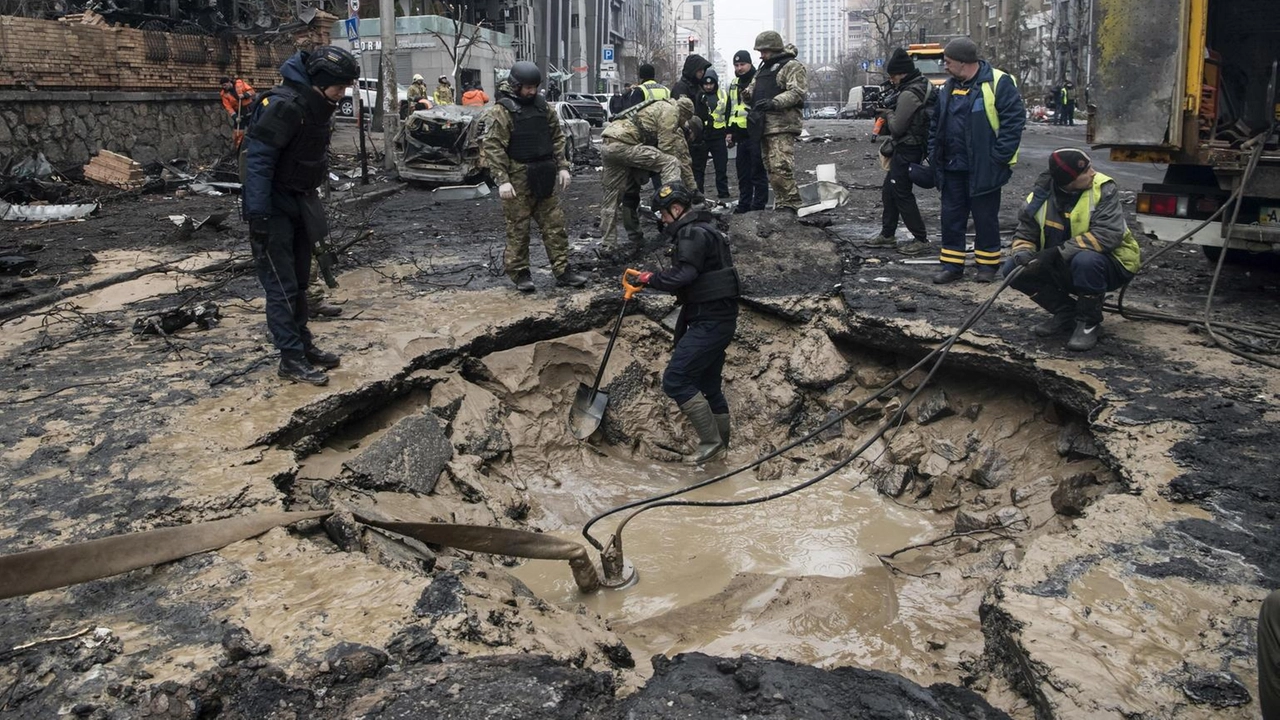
top-left (1091, 0), bottom-right (1187, 148)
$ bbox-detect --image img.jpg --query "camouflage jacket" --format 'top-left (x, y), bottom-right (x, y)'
top-left (743, 45), bottom-right (808, 136)
top-left (480, 90), bottom-right (569, 186)
top-left (601, 98), bottom-right (694, 184)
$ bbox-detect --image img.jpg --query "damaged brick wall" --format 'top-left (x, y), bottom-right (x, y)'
top-left (0, 15), bottom-right (333, 168)
top-left (0, 16), bottom-right (326, 92)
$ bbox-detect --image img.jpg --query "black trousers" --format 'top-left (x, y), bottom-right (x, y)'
top-left (692, 134), bottom-right (730, 198)
top-left (733, 134), bottom-right (770, 210)
top-left (253, 191), bottom-right (322, 356)
top-left (880, 143), bottom-right (927, 241)
top-left (940, 171), bottom-right (1002, 269)
top-left (661, 316), bottom-right (736, 413)
top-left (1262, 589), bottom-right (1280, 720)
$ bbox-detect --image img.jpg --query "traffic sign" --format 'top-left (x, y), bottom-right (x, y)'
top-left (860, 61), bottom-right (869, 70)
top-left (602, 44), bottom-right (615, 63)
top-left (875, 58), bottom-right (883, 67)
top-left (344, 16), bottom-right (359, 42)
top-left (348, 0), bottom-right (358, 14)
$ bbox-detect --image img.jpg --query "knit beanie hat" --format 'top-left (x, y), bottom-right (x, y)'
top-left (943, 37), bottom-right (979, 64)
top-left (885, 48), bottom-right (914, 75)
top-left (733, 50), bottom-right (752, 64)
top-left (1049, 148), bottom-right (1092, 187)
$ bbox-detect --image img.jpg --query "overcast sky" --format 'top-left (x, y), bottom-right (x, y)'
top-left (715, 0), bottom-right (773, 67)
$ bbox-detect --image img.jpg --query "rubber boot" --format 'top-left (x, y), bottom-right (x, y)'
top-left (1066, 293), bottom-right (1105, 352)
top-left (714, 413), bottom-right (731, 449)
top-left (677, 393), bottom-right (725, 464)
top-left (1030, 287), bottom-right (1075, 337)
top-left (279, 352), bottom-right (328, 386)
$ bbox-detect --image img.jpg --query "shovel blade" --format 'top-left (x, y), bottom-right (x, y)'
top-left (569, 382), bottom-right (609, 440)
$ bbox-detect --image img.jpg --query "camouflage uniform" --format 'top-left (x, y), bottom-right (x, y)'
top-left (598, 97), bottom-right (696, 249)
top-left (480, 81), bottom-right (573, 279)
top-left (744, 41), bottom-right (808, 211)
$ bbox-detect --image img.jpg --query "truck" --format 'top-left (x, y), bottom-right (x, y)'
top-left (906, 43), bottom-right (949, 87)
top-left (1089, 0), bottom-right (1280, 259)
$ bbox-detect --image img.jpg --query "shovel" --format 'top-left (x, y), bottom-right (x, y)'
top-left (569, 269), bottom-right (645, 440)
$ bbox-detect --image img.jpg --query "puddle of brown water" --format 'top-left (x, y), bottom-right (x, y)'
top-left (509, 458), bottom-right (959, 674)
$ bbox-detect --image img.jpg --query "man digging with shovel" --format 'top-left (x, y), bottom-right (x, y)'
top-left (629, 182), bottom-right (740, 463)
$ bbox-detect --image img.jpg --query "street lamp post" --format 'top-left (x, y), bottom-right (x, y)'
top-left (672, 0), bottom-right (688, 77)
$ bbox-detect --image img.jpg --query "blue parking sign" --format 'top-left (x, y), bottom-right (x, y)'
top-left (602, 46), bottom-right (614, 62)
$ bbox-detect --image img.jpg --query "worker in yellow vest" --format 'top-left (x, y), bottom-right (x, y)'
top-left (726, 50), bottom-right (769, 213)
top-left (1004, 149), bottom-right (1141, 352)
top-left (623, 64), bottom-right (670, 110)
top-left (927, 36), bottom-right (1025, 285)
top-left (692, 69), bottom-right (731, 199)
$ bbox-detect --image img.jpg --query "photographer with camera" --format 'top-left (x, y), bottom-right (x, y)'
top-left (866, 48), bottom-right (934, 256)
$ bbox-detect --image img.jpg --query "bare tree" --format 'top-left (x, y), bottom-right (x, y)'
top-left (425, 2), bottom-right (502, 89)
top-left (868, 0), bottom-right (923, 62)
top-left (623, 0), bottom-right (675, 82)
top-left (987, 0), bottom-right (1038, 90)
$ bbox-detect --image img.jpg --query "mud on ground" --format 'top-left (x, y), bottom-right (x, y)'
top-left (0, 119), bottom-right (1276, 719)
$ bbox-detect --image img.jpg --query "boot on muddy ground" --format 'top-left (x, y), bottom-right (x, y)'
top-left (279, 353), bottom-right (329, 386)
top-left (513, 270), bottom-right (535, 293)
top-left (1030, 287), bottom-right (1076, 336)
top-left (714, 413), bottom-right (731, 449)
top-left (932, 266), bottom-right (963, 284)
top-left (896, 239), bottom-right (933, 256)
top-left (678, 393), bottom-right (725, 464)
top-left (305, 346), bottom-right (341, 369)
top-left (974, 266), bottom-right (998, 284)
top-left (1066, 293), bottom-right (1105, 351)
top-left (864, 234), bottom-right (897, 249)
top-left (308, 301), bottom-right (343, 318)
top-left (555, 267), bottom-right (588, 287)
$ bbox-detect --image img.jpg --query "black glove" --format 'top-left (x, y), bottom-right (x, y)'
top-left (248, 217), bottom-right (271, 261)
top-left (754, 98), bottom-right (776, 112)
top-left (1012, 249), bottom-right (1035, 267)
top-left (690, 190), bottom-right (706, 205)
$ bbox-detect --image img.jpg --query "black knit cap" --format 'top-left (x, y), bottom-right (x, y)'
top-left (886, 48), bottom-right (914, 75)
top-left (1049, 148), bottom-right (1092, 187)
top-left (943, 36), bottom-right (979, 64)
top-left (733, 50), bottom-right (752, 64)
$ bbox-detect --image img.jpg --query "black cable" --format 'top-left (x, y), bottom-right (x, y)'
top-left (581, 265), bottom-right (1023, 552)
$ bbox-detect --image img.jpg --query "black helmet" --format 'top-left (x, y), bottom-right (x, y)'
top-left (306, 46), bottom-right (359, 86)
top-left (508, 61), bottom-right (542, 89)
top-left (652, 182), bottom-right (693, 213)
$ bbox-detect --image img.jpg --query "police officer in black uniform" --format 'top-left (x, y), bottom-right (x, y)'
top-left (633, 182), bottom-right (739, 464)
top-left (242, 46), bottom-right (359, 386)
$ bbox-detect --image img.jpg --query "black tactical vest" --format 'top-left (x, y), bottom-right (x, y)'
top-left (499, 96), bottom-right (555, 163)
top-left (674, 212), bottom-right (740, 304)
top-left (751, 57), bottom-right (792, 104)
top-left (258, 83), bottom-right (335, 193)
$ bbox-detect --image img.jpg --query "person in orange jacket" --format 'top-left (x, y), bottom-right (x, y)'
top-left (461, 82), bottom-right (490, 107)
top-left (219, 76), bottom-right (255, 149)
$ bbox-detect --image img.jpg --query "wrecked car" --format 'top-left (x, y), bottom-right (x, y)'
top-left (393, 103), bottom-right (593, 185)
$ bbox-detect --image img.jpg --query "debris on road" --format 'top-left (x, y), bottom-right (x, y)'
top-left (83, 150), bottom-right (146, 189)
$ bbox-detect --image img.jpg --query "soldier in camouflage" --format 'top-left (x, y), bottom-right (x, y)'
top-left (480, 62), bottom-right (588, 292)
top-left (743, 31), bottom-right (808, 213)
top-left (597, 96), bottom-right (699, 256)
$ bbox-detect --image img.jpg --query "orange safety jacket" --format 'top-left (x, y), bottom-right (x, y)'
top-left (220, 79), bottom-right (255, 115)
top-left (461, 88), bottom-right (490, 106)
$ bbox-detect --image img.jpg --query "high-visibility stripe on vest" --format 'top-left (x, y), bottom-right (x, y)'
top-left (709, 88), bottom-right (729, 129)
top-left (639, 80), bottom-right (670, 101)
top-left (727, 83), bottom-right (748, 129)
top-left (1028, 171), bottom-right (1142, 274)
top-left (980, 68), bottom-right (1019, 166)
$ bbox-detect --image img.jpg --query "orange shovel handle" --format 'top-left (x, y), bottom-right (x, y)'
top-left (622, 268), bottom-right (645, 300)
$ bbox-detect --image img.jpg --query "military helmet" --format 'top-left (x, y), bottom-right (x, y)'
top-left (305, 46), bottom-right (360, 85)
top-left (652, 182), bottom-right (693, 213)
top-left (412, 73), bottom-right (425, 83)
top-left (508, 61), bottom-right (543, 88)
top-left (754, 31), bottom-right (784, 51)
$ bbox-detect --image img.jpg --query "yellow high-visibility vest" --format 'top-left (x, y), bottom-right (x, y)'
top-left (727, 83), bottom-right (748, 129)
top-left (979, 68), bottom-right (1019, 165)
top-left (639, 80), bottom-right (670, 101)
top-left (709, 88), bottom-right (729, 129)
top-left (1028, 171), bottom-right (1141, 273)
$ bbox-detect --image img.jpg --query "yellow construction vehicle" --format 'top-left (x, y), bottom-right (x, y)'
top-left (1090, 0), bottom-right (1280, 259)
top-left (906, 43), bottom-right (948, 87)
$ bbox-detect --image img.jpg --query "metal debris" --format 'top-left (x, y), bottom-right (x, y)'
top-left (0, 199), bottom-right (99, 223)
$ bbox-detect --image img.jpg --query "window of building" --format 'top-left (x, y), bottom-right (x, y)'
top-left (572, 13), bottom-right (579, 28)
top-left (692, 4), bottom-right (701, 19)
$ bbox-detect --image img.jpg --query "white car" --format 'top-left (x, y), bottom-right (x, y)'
top-left (551, 102), bottom-right (593, 163)
top-left (339, 78), bottom-right (409, 119)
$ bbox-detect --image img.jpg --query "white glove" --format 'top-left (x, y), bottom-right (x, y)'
top-left (558, 169), bottom-right (572, 191)
top-left (498, 182), bottom-right (516, 200)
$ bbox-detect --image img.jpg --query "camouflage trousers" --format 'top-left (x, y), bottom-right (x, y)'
top-left (599, 141), bottom-right (682, 248)
top-left (762, 133), bottom-right (802, 210)
top-left (502, 175), bottom-right (569, 279)
top-left (306, 258), bottom-right (327, 305)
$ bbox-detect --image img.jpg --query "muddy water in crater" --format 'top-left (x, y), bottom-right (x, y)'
top-left (510, 455), bottom-right (957, 674)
